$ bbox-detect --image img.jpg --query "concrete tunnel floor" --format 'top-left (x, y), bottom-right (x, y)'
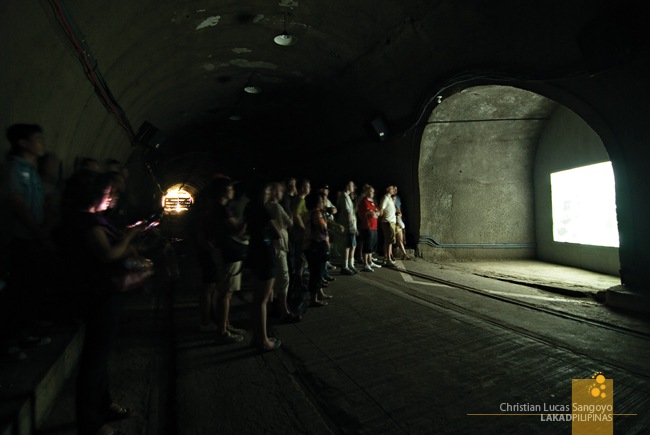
top-left (32, 240), bottom-right (650, 434)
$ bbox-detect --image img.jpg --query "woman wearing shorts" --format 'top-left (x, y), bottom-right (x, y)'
top-left (357, 185), bottom-right (381, 272)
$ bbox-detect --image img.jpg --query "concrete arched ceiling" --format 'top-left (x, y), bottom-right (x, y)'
top-left (2, 0), bottom-right (642, 184)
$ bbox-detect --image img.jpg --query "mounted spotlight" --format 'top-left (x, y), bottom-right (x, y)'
top-left (274, 12), bottom-right (296, 46)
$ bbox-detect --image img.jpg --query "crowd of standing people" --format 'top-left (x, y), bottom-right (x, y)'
top-left (0, 123), bottom-right (411, 435)
top-left (190, 176), bottom-right (413, 352)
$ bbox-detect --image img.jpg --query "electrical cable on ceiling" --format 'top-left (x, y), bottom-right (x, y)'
top-left (47, 0), bottom-right (137, 144)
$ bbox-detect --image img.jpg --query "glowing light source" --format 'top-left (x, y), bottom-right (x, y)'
top-left (273, 33), bottom-right (295, 46)
top-left (550, 161), bottom-right (619, 247)
top-left (162, 185), bottom-right (193, 214)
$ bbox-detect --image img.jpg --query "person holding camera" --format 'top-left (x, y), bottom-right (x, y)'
top-left (60, 170), bottom-right (149, 435)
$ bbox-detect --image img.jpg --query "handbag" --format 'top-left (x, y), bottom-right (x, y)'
top-left (110, 257), bottom-right (154, 293)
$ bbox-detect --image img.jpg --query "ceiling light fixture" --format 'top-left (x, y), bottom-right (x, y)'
top-left (243, 72), bottom-right (261, 94)
top-left (274, 12), bottom-right (296, 46)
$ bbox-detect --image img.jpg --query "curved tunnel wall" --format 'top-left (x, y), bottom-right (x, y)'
top-left (418, 85), bottom-right (556, 261)
top-left (534, 106), bottom-right (620, 276)
top-left (418, 84), bottom-right (621, 276)
top-left (0, 2), bottom-right (132, 175)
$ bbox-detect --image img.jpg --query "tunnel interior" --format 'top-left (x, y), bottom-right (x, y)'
top-left (3, 0), bottom-right (650, 288)
top-left (418, 85), bottom-right (619, 276)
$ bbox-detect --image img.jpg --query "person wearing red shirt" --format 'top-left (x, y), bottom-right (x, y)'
top-left (357, 185), bottom-right (382, 272)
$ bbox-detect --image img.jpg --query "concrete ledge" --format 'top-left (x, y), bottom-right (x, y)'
top-left (0, 324), bottom-right (83, 435)
top-left (605, 285), bottom-right (650, 314)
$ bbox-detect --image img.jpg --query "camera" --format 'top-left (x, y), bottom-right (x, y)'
top-left (143, 211), bottom-right (162, 228)
top-left (129, 210), bottom-right (162, 229)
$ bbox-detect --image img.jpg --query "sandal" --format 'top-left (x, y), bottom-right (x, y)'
top-left (260, 338), bottom-right (282, 352)
top-left (106, 405), bottom-right (134, 422)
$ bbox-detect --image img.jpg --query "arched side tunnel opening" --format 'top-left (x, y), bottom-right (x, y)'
top-left (418, 85), bottom-right (620, 277)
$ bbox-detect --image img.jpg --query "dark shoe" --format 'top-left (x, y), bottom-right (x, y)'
top-left (341, 268), bottom-right (354, 276)
top-left (320, 280), bottom-right (329, 287)
top-left (310, 300), bottom-right (328, 307)
top-left (323, 275), bottom-right (336, 282)
top-left (319, 294), bottom-right (333, 299)
top-left (106, 405), bottom-right (134, 422)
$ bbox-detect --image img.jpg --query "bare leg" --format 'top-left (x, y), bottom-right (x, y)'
top-left (252, 278), bottom-right (275, 349)
top-left (384, 238), bottom-right (393, 262)
top-left (216, 290), bottom-right (233, 334)
top-left (396, 231), bottom-right (408, 259)
top-left (280, 292), bottom-right (291, 316)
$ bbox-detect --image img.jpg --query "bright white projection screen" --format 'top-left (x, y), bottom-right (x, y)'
top-left (550, 161), bottom-right (619, 247)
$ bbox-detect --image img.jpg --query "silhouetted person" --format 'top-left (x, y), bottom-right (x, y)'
top-left (266, 182), bottom-right (300, 322)
top-left (305, 192), bottom-right (332, 306)
top-left (1, 123), bottom-right (51, 359)
top-left (244, 181), bottom-right (282, 351)
top-left (60, 170), bottom-right (146, 435)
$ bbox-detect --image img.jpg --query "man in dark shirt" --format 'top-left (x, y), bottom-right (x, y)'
top-left (1, 124), bottom-right (51, 358)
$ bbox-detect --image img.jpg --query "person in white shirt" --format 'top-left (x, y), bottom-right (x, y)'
top-left (379, 185), bottom-right (397, 266)
top-left (336, 181), bottom-right (358, 275)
